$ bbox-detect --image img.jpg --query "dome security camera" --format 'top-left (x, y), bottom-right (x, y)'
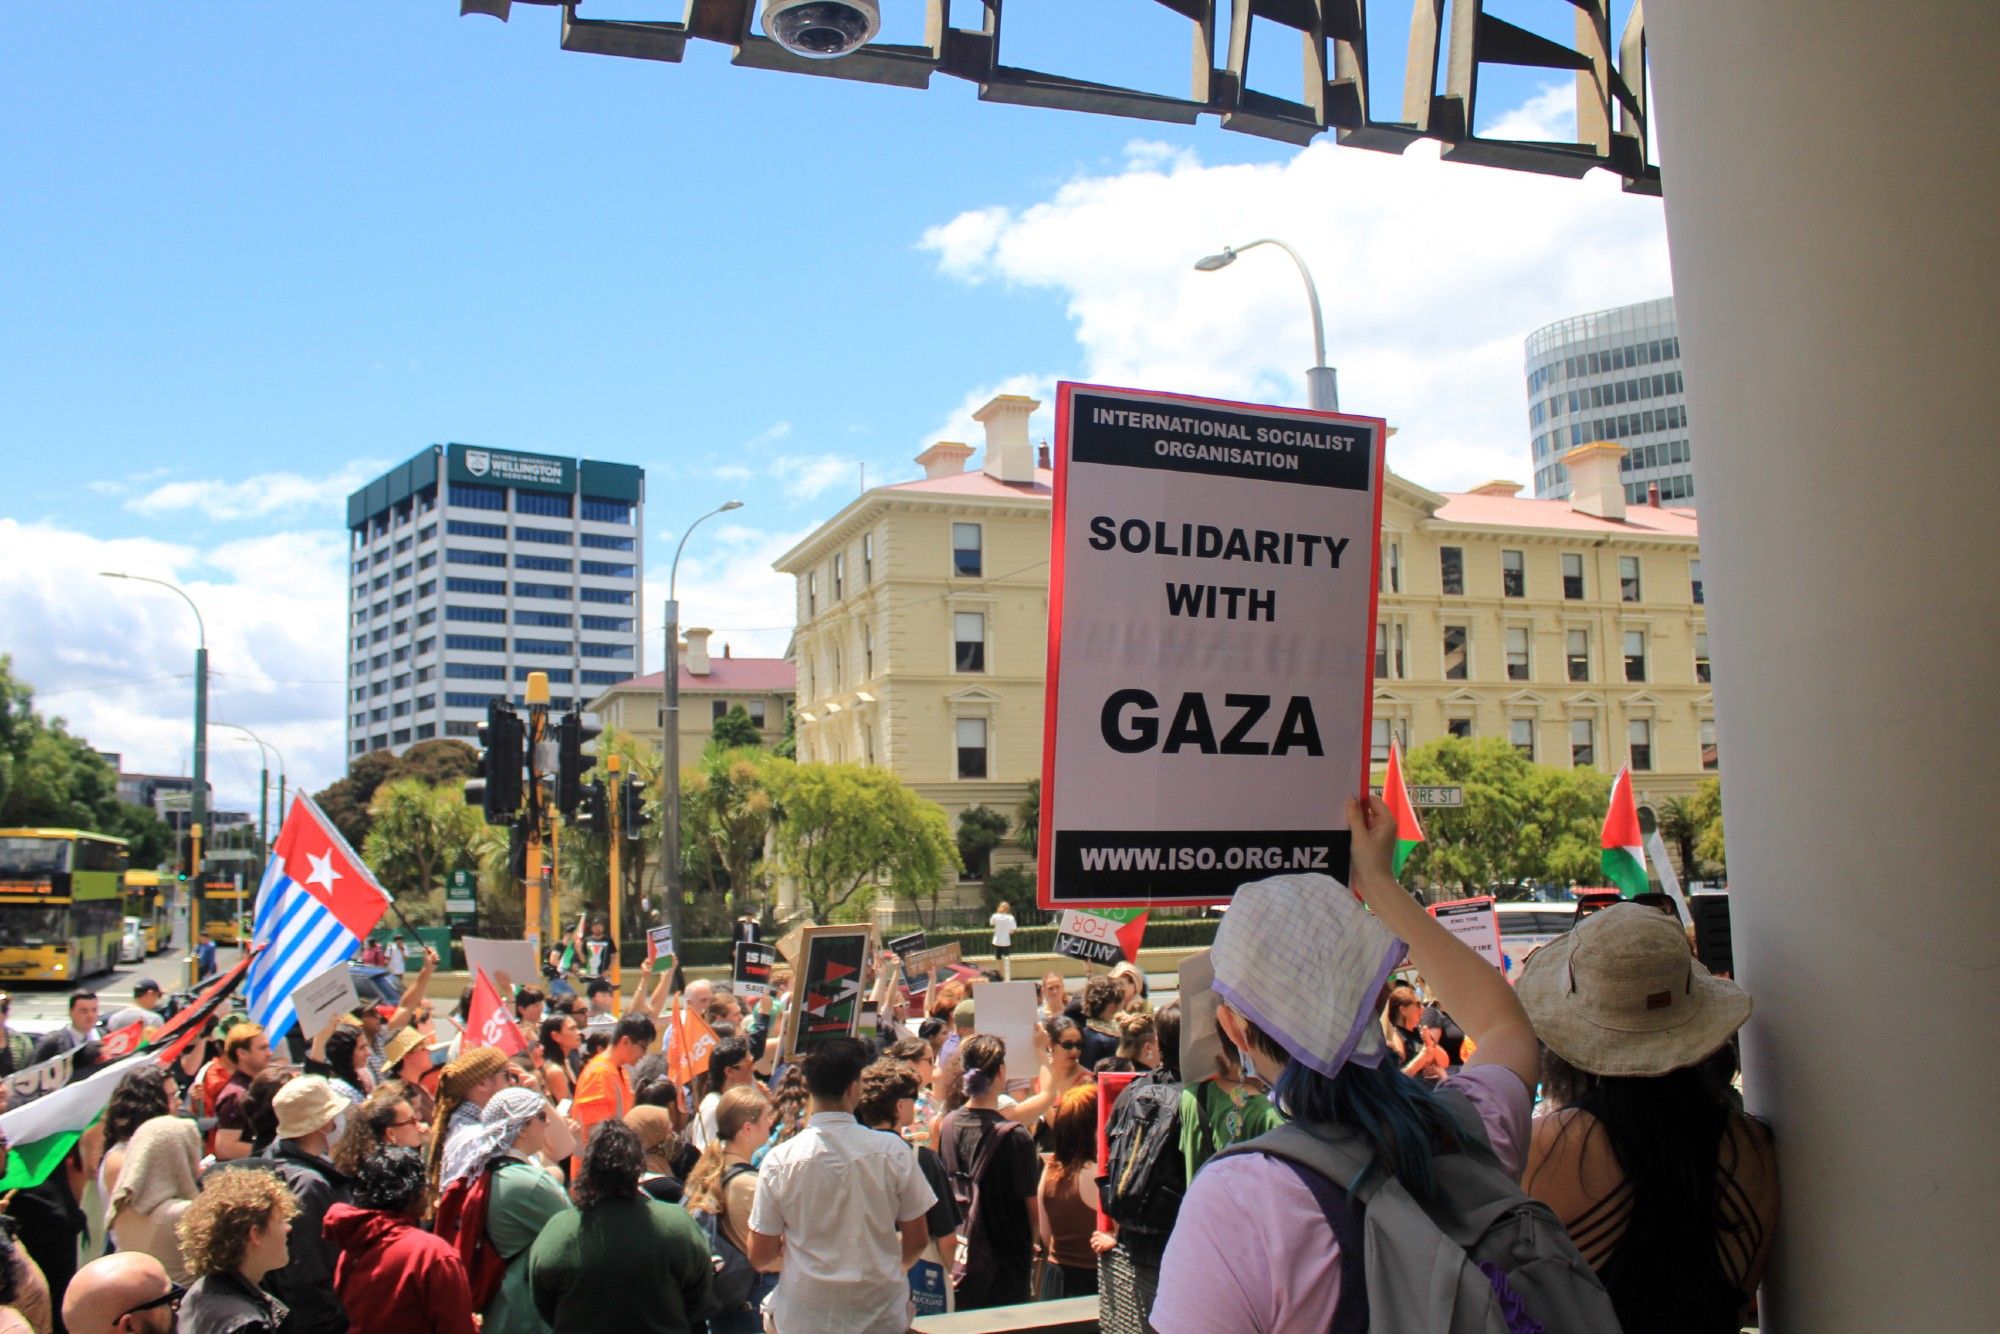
top-left (762, 0), bottom-right (881, 60)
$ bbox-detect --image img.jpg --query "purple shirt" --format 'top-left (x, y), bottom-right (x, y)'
top-left (1152, 1063), bottom-right (1532, 1334)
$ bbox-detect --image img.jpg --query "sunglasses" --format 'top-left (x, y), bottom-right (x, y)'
top-left (1057, 1040), bottom-right (1082, 1051)
top-left (387, 1117), bottom-right (423, 1130)
top-left (121, 1282), bottom-right (186, 1318)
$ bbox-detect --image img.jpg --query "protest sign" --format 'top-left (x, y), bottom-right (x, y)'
top-left (786, 924), bottom-right (873, 1059)
top-left (899, 941), bottom-right (961, 980)
top-left (886, 930), bottom-right (926, 959)
top-left (291, 962), bottom-right (361, 1039)
top-left (1054, 907), bottom-right (1150, 965)
top-left (462, 938), bottom-right (538, 991)
top-left (972, 980), bottom-right (1039, 1088)
top-left (1175, 948), bottom-right (1225, 1082)
top-left (648, 925), bottom-right (677, 973)
top-left (1429, 896), bottom-right (1503, 970)
top-left (2, 1047), bottom-right (85, 1108)
top-left (1039, 383), bottom-right (1385, 907)
top-left (775, 922), bottom-right (806, 965)
top-left (733, 940), bottom-right (777, 998)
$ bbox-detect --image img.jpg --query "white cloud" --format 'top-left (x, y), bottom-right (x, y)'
top-left (641, 522), bottom-right (813, 666)
top-left (126, 460), bottom-right (389, 521)
top-left (1485, 82), bottom-right (1576, 142)
top-left (0, 519), bottom-right (352, 817)
top-left (769, 454), bottom-right (862, 504)
top-left (919, 117), bottom-right (1670, 490)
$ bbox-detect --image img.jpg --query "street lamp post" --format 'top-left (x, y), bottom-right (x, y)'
top-left (215, 724), bottom-right (287, 863)
top-left (100, 572), bottom-right (209, 882)
top-left (1194, 239), bottom-right (1338, 412)
top-left (658, 500), bottom-right (744, 954)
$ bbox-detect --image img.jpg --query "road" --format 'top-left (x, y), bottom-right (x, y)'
top-left (2, 944), bottom-right (250, 1027)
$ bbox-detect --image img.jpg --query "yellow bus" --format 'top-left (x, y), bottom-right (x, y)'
top-left (0, 828), bottom-right (127, 981)
top-left (197, 875), bottom-right (250, 946)
top-left (124, 869), bottom-right (167, 954)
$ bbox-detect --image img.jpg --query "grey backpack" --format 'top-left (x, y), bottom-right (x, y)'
top-left (1212, 1093), bottom-right (1617, 1334)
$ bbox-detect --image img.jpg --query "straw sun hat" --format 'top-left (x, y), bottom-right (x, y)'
top-left (1516, 902), bottom-right (1750, 1078)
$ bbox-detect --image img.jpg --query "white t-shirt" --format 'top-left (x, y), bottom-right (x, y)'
top-left (989, 913), bottom-right (1017, 947)
top-left (688, 1090), bottom-right (721, 1151)
top-left (749, 1111), bottom-right (936, 1334)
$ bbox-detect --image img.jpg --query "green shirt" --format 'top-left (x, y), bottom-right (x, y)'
top-left (528, 1194), bottom-right (714, 1334)
top-left (483, 1160), bottom-right (573, 1334)
top-left (1180, 1078), bottom-right (1285, 1181)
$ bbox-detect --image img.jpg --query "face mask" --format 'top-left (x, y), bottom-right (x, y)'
top-left (1236, 1046), bottom-right (1260, 1084)
top-left (328, 1111), bottom-right (348, 1141)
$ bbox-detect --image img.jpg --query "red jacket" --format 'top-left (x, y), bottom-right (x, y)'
top-left (323, 1203), bottom-right (477, 1334)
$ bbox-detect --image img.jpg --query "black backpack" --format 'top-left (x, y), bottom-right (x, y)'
top-left (695, 1164), bottom-right (760, 1317)
top-left (1097, 1069), bottom-right (1187, 1245)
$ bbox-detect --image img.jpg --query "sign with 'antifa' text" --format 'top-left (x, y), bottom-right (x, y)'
top-left (1040, 383), bottom-right (1385, 906)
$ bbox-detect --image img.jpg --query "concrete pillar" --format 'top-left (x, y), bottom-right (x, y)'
top-left (1644, 3), bottom-right (2000, 1327)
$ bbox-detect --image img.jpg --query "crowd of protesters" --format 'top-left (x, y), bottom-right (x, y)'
top-left (0, 794), bottom-right (1774, 1334)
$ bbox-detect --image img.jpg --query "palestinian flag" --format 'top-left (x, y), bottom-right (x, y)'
top-left (1600, 766), bottom-right (1650, 898)
top-left (1383, 738), bottom-right (1426, 877)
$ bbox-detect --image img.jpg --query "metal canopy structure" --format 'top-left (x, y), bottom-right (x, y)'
top-left (463, 1), bottom-right (1660, 195)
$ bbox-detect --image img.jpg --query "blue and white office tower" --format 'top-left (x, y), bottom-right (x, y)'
top-left (344, 445), bottom-right (645, 760)
top-left (1525, 296), bottom-right (1696, 507)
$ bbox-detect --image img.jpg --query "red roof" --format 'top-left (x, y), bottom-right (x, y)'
top-left (884, 468), bottom-right (1054, 498)
top-left (1430, 491), bottom-right (1698, 537)
top-left (604, 658), bottom-right (795, 694)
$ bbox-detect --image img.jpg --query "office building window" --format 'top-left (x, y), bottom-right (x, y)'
top-left (515, 582), bottom-right (568, 599)
top-left (581, 615), bottom-right (631, 632)
top-left (580, 561), bottom-right (632, 578)
top-left (1623, 630), bottom-right (1647, 682)
top-left (416, 637), bottom-right (435, 655)
top-left (1629, 719), bottom-right (1653, 771)
top-left (1440, 546), bottom-right (1464, 595)
top-left (448, 519), bottom-right (507, 539)
top-left (516, 554), bottom-right (572, 572)
top-left (581, 532), bottom-right (634, 551)
top-left (447, 605), bottom-right (506, 623)
top-left (1443, 626), bottom-right (1468, 680)
top-left (862, 531), bottom-right (874, 586)
top-left (1690, 559), bottom-right (1704, 605)
top-left (417, 553), bottom-right (436, 571)
top-left (833, 552), bottom-right (845, 601)
top-left (1619, 555), bottom-right (1642, 602)
top-left (1382, 541), bottom-right (1401, 594)
top-left (1502, 550), bottom-right (1525, 598)
top-left (1567, 629), bottom-right (1590, 682)
top-left (1506, 627), bottom-right (1531, 681)
top-left (447, 549), bottom-right (507, 567)
top-left (452, 483), bottom-right (506, 511)
top-left (515, 526), bottom-right (570, 545)
top-left (446, 577), bottom-right (505, 596)
top-left (580, 670), bottom-right (623, 685)
top-left (955, 612), bottom-right (986, 672)
top-left (581, 496), bottom-right (632, 524)
top-left (445, 692), bottom-right (501, 708)
top-left (515, 638), bottom-right (570, 655)
top-left (956, 718), bottom-right (988, 779)
top-left (445, 635), bottom-right (505, 652)
top-left (953, 523), bottom-right (983, 577)
top-left (1446, 718), bottom-right (1472, 739)
top-left (580, 588), bottom-right (632, 604)
top-left (580, 642), bottom-right (632, 658)
top-left (447, 663), bottom-right (506, 680)
top-left (517, 610), bottom-right (573, 628)
top-left (748, 700), bottom-right (767, 729)
top-left (1510, 718), bottom-right (1535, 759)
top-left (1695, 632), bottom-right (1712, 683)
top-left (516, 491), bottom-right (572, 518)
top-left (1571, 718), bottom-right (1595, 767)
top-left (414, 723), bottom-right (436, 740)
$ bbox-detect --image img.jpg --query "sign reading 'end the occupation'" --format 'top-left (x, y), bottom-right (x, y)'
top-left (1039, 384), bottom-right (1386, 907)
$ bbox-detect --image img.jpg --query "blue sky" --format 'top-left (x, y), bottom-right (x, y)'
top-left (0, 1), bottom-right (1667, 811)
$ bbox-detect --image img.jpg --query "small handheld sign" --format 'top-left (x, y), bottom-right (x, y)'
top-left (1428, 896), bottom-right (1503, 971)
top-left (733, 940), bottom-right (778, 997)
top-left (1039, 382), bottom-right (1386, 907)
top-left (1053, 907), bottom-right (1149, 966)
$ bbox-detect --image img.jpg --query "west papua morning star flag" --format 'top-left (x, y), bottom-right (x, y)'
top-left (247, 794), bottom-right (393, 1044)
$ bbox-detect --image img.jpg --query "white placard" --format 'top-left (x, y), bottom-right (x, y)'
top-left (1429, 896), bottom-right (1503, 971)
top-left (973, 980), bottom-right (1040, 1087)
top-left (462, 937), bottom-right (538, 990)
top-left (292, 961), bottom-right (361, 1039)
top-left (1175, 948), bottom-right (1227, 1083)
top-left (1040, 383), bottom-right (1385, 907)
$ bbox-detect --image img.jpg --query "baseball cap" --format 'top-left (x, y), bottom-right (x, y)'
top-left (131, 978), bottom-right (162, 997)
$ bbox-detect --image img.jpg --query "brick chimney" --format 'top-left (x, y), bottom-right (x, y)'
top-left (915, 441), bottom-right (973, 480)
top-left (1562, 441), bottom-right (1628, 521)
top-left (683, 627), bottom-right (712, 677)
top-left (975, 394), bottom-right (1039, 484)
top-left (1037, 441), bottom-right (1051, 470)
top-left (1646, 482), bottom-right (1662, 507)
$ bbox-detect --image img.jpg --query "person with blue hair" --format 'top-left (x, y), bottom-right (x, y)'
top-left (1154, 793), bottom-right (1545, 1333)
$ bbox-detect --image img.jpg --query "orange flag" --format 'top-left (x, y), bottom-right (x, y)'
top-left (665, 995), bottom-right (718, 1086)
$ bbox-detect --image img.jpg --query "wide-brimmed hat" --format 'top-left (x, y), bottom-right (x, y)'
top-left (274, 1076), bottom-right (347, 1140)
top-left (1516, 902), bottom-right (1750, 1077)
top-left (382, 1025), bottom-right (427, 1070)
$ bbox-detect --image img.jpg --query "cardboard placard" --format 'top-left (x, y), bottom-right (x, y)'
top-left (899, 941), bottom-right (961, 979)
top-left (292, 961), bottom-right (361, 1039)
top-left (1175, 948), bottom-right (1226, 1083)
top-left (1040, 383), bottom-right (1385, 907)
top-left (972, 980), bottom-right (1040, 1086)
top-left (785, 924), bottom-right (873, 1059)
top-left (733, 941), bottom-right (778, 998)
top-left (1429, 896), bottom-right (1503, 971)
top-left (648, 925), bottom-right (677, 973)
top-left (1053, 907), bottom-right (1149, 966)
top-left (775, 923), bottom-right (806, 965)
top-left (462, 938), bottom-right (538, 991)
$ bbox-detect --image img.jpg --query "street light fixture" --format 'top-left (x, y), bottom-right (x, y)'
top-left (214, 723), bottom-right (288, 864)
top-left (659, 500), bottom-right (745, 952)
top-left (1194, 239), bottom-right (1339, 412)
top-left (100, 572), bottom-right (210, 890)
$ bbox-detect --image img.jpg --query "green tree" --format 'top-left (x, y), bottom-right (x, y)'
top-left (1656, 795), bottom-right (1704, 883)
top-left (765, 760), bottom-right (961, 921)
top-left (709, 705), bottom-right (763, 751)
top-left (0, 657), bottom-right (175, 867)
top-left (681, 746), bottom-right (775, 916)
top-left (773, 705), bottom-right (797, 760)
top-left (556, 729), bottom-right (663, 943)
top-left (1690, 777), bottom-right (1725, 877)
top-left (395, 739), bottom-right (479, 786)
top-left (1397, 737), bottom-right (1608, 895)
top-left (360, 778), bottom-right (485, 923)
top-left (1015, 779), bottom-right (1040, 858)
top-left (956, 806), bottom-right (1010, 881)
top-left (314, 740), bottom-right (478, 851)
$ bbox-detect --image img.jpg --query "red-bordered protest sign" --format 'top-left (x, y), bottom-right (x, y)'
top-left (1039, 382), bottom-right (1387, 908)
top-left (1428, 896), bottom-right (1502, 971)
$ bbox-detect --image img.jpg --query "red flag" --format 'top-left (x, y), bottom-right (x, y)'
top-left (666, 996), bottom-right (717, 1086)
top-left (144, 950), bottom-right (258, 1069)
top-left (465, 968), bottom-right (526, 1057)
top-left (98, 1022), bottom-right (144, 1062)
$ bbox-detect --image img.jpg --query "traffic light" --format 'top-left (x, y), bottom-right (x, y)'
top-left (555, 711), bottom-right (591, 818)
top-left (619, 778), bottom-right (649, 840)
top-left (573, 779), bottom-right (607, 836)
top-left (465, 698), bottom-right (526, 825)
top-left (175, 830), bottom-right (193, 882)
